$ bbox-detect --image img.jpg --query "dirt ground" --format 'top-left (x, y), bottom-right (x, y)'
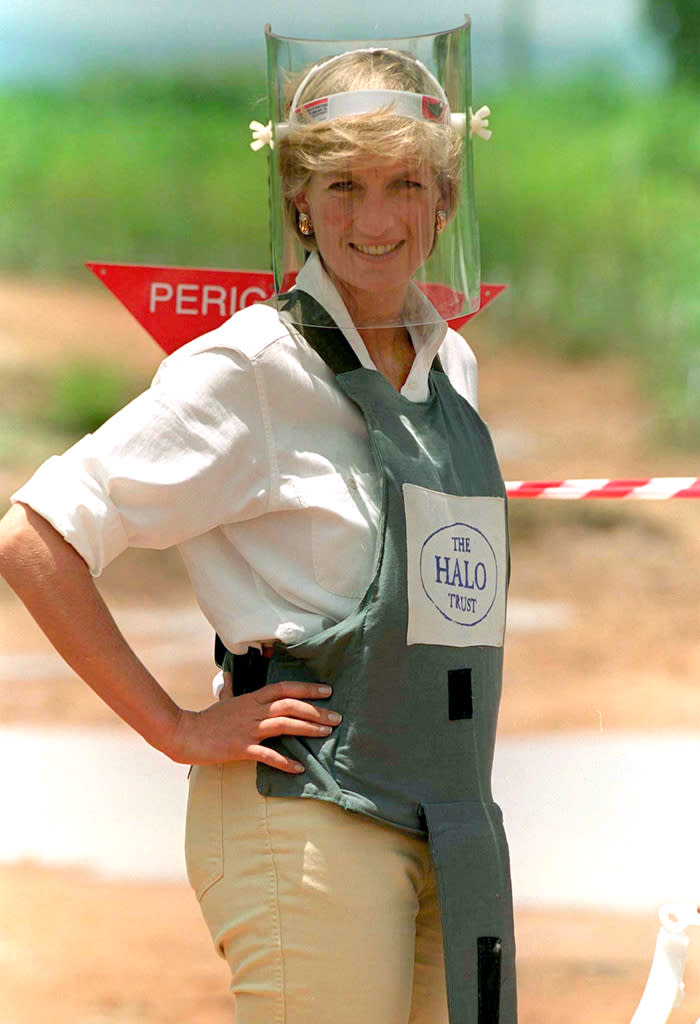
top-left (4, 860), bottom-right (700, 1024)
top-left (1, 273), bottom-right (699, 1023)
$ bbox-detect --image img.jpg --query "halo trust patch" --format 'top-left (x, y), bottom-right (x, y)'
top-left (404, 483), bottom-right (507, 647)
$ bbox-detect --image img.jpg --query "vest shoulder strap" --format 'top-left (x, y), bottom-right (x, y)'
top-left (275, 290), bottom-right (361, 375)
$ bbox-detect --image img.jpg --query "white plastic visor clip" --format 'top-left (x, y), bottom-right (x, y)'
top-left (250, 120), bottom-right (274, 151)
top-left (469, 105), bottom-right (492, 140)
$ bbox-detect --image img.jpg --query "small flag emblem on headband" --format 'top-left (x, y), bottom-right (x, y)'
top-left (421, 96), bottom-right (446, 122)
top-left (296, 97), bottom-right (329, 121)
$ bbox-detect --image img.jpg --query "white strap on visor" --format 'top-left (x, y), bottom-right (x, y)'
top-left (250, 47), bottom-right (490, 149)
top-left (293, 89), bottom-right (449, 125)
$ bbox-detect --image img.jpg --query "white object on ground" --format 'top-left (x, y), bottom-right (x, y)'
top-left (630, 903), bottom-right (700, 1023)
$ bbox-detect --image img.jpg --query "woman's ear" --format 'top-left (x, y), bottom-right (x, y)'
top-left (294, 192), bottom-right (310, 217)
top-left (439, 182), bottom-right (455, 224)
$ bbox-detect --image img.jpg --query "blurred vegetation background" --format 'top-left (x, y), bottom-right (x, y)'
top-left (1, 0), bottom-right (698, 444)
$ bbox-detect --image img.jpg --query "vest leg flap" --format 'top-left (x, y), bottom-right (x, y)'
top-left (422, 800), bottom-right (517, 1024)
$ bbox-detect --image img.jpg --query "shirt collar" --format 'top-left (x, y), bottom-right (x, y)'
top-left (290, 252), bottom-right (447, 401)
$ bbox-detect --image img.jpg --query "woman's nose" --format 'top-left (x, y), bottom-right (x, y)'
top-left (352, 189), bottom-right (396, 238)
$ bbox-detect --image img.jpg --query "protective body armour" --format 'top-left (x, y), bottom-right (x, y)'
top-left (226, 290), bottom-right (517, 1022)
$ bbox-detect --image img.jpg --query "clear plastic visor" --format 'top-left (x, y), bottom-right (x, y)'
top-left (265, 20), bottom-right (480, 330)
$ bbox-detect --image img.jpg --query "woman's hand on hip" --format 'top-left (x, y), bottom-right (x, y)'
top-left (169, 681), bottom-right (340, 774)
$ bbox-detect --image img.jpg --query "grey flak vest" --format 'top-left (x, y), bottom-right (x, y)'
top-left (220, 291), bottom-right (517, 1024)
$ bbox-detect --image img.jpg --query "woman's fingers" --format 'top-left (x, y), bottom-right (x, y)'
top-left (244, 745), bottom-right (306, 774)
top-left (255, 681), bottom-right (340, 726)
top-left (180, 679), bottom-right (339, 768)
top-left (257, 680), bottom-right (333, 703)
top-left (265, 696), bottom-right (342, 726)
top-left (257, 715), bottom-right (336, 740)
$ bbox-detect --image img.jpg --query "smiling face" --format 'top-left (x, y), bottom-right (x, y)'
top-left (295, 161), bottom-right (443, 324)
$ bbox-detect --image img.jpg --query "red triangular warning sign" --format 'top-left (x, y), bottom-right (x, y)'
top-left (86, 262), bottom-right (506, 354)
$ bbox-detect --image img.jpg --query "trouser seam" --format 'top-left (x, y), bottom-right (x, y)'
top-left (261, 794), bottom-right (286, 1024)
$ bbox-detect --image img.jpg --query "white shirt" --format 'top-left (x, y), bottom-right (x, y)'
top-left (12, 254), bottom-right (478, 653)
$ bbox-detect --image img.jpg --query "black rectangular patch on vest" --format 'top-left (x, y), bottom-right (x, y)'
top-left (478, 936), bottom-right (502, 1023)
top-left (448, 667), bottom-right (473, 720)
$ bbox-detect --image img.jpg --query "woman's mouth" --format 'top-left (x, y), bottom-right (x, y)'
top-left (350, 241), bottom-right (404, 257)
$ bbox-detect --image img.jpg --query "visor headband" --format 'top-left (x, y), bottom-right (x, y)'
top-left (249, 46), bottom-right (491, 150)
top-left (290, 48), bottom-right (448, 110)
top-left (293, 89), bottom-right (449, 126)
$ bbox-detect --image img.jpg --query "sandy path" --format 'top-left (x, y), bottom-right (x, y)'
top-left (4, 863), bottom-right (700, 1024)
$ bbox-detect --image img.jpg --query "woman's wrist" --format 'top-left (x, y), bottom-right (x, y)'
top-left (102, 665), bottom-right (185, 760)
top-left (159, 706), bottom-right (198, 764)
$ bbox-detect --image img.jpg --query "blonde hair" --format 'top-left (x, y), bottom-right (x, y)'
top-left (278, 49), bottom-right (462, 250)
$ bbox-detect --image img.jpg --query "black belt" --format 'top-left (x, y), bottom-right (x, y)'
top-left (215, 636), bottom-right (271, 696)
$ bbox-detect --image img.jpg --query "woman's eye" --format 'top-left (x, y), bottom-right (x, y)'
top-left (399, 179), bottom-right (426, 190)
top-left (328, 180), bottom-right (353, 192)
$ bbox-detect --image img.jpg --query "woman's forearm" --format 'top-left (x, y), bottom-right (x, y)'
top-left (0, 502), bottom-right (182, 758)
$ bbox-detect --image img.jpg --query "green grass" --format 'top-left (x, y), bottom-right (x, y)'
top-left (1, 67), bottom-right (698, 443)
top-left (0, 362), bottom-right (150, 467)
top-left (475, 74), bottom-right (700, 443)
top-left (0, 69), bottom-right (270, 276)
top-left (50, 361), bottom-right (144, 434)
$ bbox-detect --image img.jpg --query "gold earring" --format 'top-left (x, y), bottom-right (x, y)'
top-left (435, 210), bottom-right (448, 233)
top-left (298, 213), bottom-right (313, 236)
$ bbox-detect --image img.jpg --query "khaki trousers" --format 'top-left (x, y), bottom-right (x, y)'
top-left (185, 760), bottom-right (449, 1024)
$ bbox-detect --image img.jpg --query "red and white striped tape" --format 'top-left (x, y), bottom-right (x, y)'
top-left (505, 478), bottom-right (700, 500)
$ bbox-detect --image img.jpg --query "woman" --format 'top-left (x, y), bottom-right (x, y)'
top-left (0, 25), bottom-right (515, 1024)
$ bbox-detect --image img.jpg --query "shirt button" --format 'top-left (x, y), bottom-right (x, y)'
top-left (276, 622), bottom-right (303, 644)
top-left (347, 477), bottom-right (358, 491)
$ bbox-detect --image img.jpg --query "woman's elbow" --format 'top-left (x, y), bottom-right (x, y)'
top-left (0, 502), bottom-right (87, 587)
top-left (0, 503), bottom-right (33, 573)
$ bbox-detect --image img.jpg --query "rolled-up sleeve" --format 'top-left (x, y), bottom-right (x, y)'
top-left (11, 336), bottom-right (272, 577)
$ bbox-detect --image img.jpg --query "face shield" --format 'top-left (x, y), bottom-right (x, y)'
top-left (261, 19), bottom-right (486, 330)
